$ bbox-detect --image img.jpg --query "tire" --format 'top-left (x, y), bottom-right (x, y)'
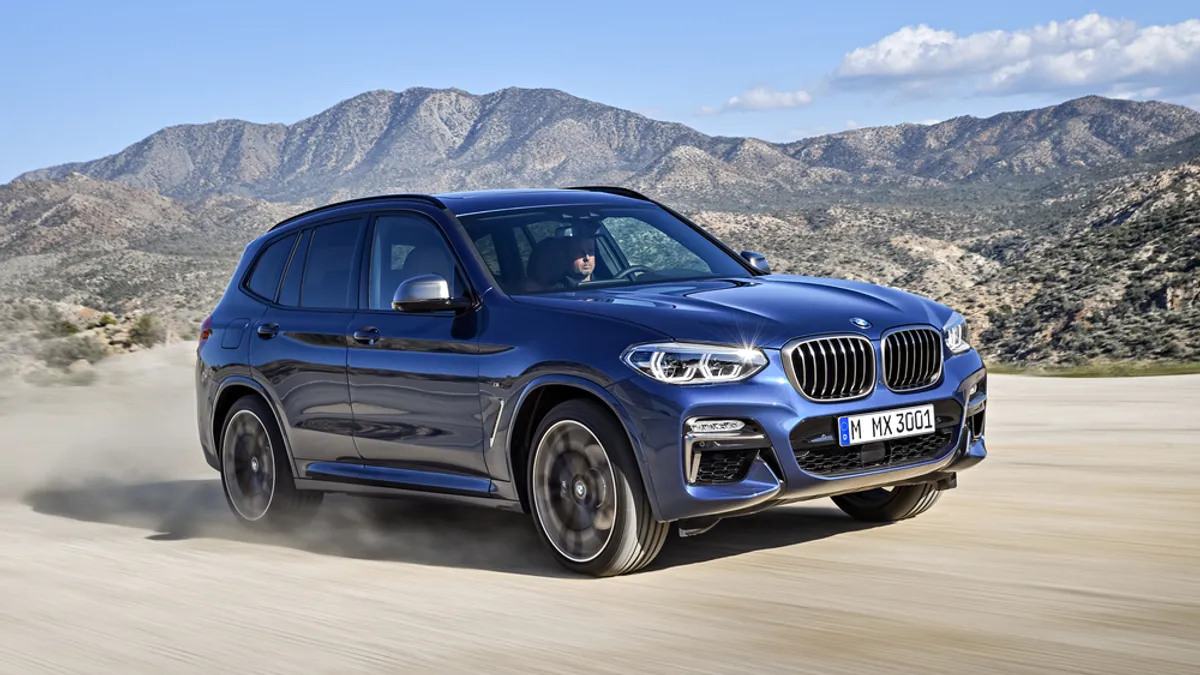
top-left (527, 399), bottom-right (668, 577)
top-left (219, 395), bottom-right (322, 531)
top-left (831, 483), bottom-right (943, 523)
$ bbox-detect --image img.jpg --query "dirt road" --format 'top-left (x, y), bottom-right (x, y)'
top-left (1, 343), bottom-right (1197, 674)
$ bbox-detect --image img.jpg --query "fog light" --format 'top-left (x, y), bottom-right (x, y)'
top-left (688, 419), bottom-right (745, 434)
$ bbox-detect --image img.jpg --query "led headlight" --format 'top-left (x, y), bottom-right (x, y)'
top-left (943, 311), bottom-right (971, 354)
top-left (621, 342), bottom-right (768, 385)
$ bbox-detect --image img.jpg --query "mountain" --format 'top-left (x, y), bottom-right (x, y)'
top-left (16, 88), bottom-right (1200, 209)
top-left (3, 87), bottom-right (1200, 375)
top-left (781, 96), bottom-right (1200, 183)
top-left (0, 174), bottom-right (300, 313)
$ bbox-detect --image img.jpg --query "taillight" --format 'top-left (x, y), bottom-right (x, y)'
top-left (198, 316), bottom-right (213, 350)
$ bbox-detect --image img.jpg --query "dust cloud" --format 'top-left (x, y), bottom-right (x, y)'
top-left (0, 341), bottom-right (209, 499)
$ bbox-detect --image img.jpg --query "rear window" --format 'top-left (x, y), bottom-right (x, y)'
top-left (299, 218), bottom-right (365, 309)
top-left (276, 229), bottom-right (311, 307)
top-left (244, 233), bottom-right (297, 301)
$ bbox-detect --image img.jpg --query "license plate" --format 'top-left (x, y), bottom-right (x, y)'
top-left (838, 404), bottom-right (936, 447)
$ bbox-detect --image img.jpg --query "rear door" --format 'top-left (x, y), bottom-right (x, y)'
top-left (249, 215), bottom-right (368, 464)
top-left (346, 208), bottom-right (486, 477)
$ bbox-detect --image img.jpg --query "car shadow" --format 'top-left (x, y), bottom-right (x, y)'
top-left (22, 479), bottom-right (885, 578)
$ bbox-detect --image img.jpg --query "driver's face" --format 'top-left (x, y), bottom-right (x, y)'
top-left (567, 237), bottom-right (595, 277)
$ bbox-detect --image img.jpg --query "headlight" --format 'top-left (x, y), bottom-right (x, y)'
top-left (621, 342), bottom-right (768, 385)
top-left (943, 311), bottom-right (971, 354)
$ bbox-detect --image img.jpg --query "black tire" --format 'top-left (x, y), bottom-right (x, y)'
top-left (218, 395), bottom-right (322, 531)
top-left (527, 399), bottom-right (668, 577)
top-left (831, 483), bottom-right (943, 523)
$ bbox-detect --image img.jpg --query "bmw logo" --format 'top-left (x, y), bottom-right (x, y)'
top-left (850, 317), bottom-right (871, 329)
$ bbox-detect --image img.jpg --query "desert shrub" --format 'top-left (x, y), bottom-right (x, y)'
top-left (38, 318), bottom-right (79, 338)
top-left (38, 335), bottom-right (109, 369)
top-left (129, 314), bottom-right (165, 347)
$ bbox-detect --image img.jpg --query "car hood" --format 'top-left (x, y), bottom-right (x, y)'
top-left (509, 275), bottom-right (953, 350)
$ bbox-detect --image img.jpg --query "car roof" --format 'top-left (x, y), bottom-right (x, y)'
top-left (435, 187), bottom-right (650, 216)
top-left (265, 186), bottom-right (655, 234)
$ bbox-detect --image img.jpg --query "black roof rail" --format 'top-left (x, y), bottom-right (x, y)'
top-left (268, 193), bottom-right (448, 231)
top-left (567, 185), bottom-right (652, 202)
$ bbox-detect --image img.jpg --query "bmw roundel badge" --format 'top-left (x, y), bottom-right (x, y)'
top-left (850, 317), bottom-right (871, 329)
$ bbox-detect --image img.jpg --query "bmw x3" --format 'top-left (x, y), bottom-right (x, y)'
top-left (195, 186), bottom-right (988, 577)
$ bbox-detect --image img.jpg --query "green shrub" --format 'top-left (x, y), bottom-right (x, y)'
top-left (129, 314), bottom-right (165, 347)
top-left (39, 318), bottom-right (79, 338)
top-left (38, 335), bottom-right (109, 369)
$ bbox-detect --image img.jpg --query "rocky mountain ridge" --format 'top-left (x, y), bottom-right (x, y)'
top-left (16, 88), bottom-right (1200, 210)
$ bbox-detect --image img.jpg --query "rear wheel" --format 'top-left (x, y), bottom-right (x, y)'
top-left (219, 395), bottom-right (322, 531)
top-left (831, 483), bottom-right (942, 522)
top-left (527, 399), bottom-right (668, 577)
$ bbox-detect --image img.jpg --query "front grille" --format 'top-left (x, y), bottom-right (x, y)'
top-left (790, 399), bottom-right (962, 477)
top-left (783, 335), bottom-right (875, 401)
top-left (882, 327), bottom-right (943, 392)
top-left (695, 450), bottom-right (756, 484)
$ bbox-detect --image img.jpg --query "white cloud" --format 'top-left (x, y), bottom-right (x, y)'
top-left (699, 86), bottom-right (813, 114)
top-left (845, 119), bottom-right (861, 129)
top-left (830, 13), bottom-right (1200, 99)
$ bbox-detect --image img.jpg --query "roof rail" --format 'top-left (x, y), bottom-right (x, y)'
top-left (268, 193), bottom-right (448, 231)
top-left (567, 185), bottom-right (652, 202)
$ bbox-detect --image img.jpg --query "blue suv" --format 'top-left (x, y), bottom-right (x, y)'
top-left (195, 186), bottom-right (988, 577)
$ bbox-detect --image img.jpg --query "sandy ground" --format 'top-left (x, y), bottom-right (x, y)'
top-left (0, 342), bottom-right (1197, 674)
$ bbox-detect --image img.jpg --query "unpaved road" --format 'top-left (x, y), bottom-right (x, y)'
top-left (1, 342), bottom-right (1197, 674)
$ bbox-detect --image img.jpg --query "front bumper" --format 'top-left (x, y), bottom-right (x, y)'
top-left (606, 346), bottom-right (989, 523)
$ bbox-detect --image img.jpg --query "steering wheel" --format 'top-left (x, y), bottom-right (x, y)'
top-left (612, 265), bottom-right (655, 281)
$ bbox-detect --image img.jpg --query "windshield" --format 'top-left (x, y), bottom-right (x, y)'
top-left (457, 203), bottom-right (755, 294)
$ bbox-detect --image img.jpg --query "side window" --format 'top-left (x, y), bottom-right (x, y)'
top-left (472, 233), bottom-right (501, 277)
top-left (368, 213), bottom-right (467, 310)
top-left (514, 227), bottom-right (533, 265)
top-left (276, 229), bottom-right (311, 307)
top-left (244, 233), bottom-right (297, 301)
top-left (299, 218), bottom-right (365, 310)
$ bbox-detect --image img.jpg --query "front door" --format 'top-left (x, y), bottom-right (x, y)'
top-left (250, 215), bottom-right (368, 465)
top-left (347, 209), bottom-right (486, 479)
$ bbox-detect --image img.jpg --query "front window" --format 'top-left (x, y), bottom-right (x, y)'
top-left (457, 203), bottom-right (754, 294)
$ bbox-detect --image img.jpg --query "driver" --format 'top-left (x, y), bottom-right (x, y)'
top-left (563, 234), bottom-right (595, 285)
top-left (524, 225), bottom-right (598, 291)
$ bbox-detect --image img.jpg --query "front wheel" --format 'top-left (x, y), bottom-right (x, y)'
top-left (831, 483), bottom-right (943, 522)
top-left (527, 399), bottom-right (668, 577)
top-left (219, 395), bottom-right (322, 531)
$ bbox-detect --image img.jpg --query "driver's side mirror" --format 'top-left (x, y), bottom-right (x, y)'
top-left (740, 250), bottom-right (770, 273)
top-left (392, 274), bottom-right (472, 313)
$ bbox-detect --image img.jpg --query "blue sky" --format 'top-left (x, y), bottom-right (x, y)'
top-left (1, 0), bottom-right (1197, 183)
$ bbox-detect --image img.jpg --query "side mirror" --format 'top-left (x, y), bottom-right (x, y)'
top-left (740, 250), bottom-right (770, 273)
top-left (392, 274), bottom-right (472, 313)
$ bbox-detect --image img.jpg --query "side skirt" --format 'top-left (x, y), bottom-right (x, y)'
top-left (295, 461), bottom-right (524, 512)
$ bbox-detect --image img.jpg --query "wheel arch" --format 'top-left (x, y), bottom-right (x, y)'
top-left (212, 376), bottom-right (296, 472)
top-left (504, 375), bottom-right (663, 521)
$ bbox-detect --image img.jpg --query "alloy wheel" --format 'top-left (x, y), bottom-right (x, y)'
top-left (531, 420), bottom-right (616, 564)
top-left (222, 409), bottom-right (276, 522)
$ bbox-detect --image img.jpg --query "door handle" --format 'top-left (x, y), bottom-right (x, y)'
top-left (353, 327), bottom-right (380, 345)
top-left (256, 323), bottom-right (279, 339)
